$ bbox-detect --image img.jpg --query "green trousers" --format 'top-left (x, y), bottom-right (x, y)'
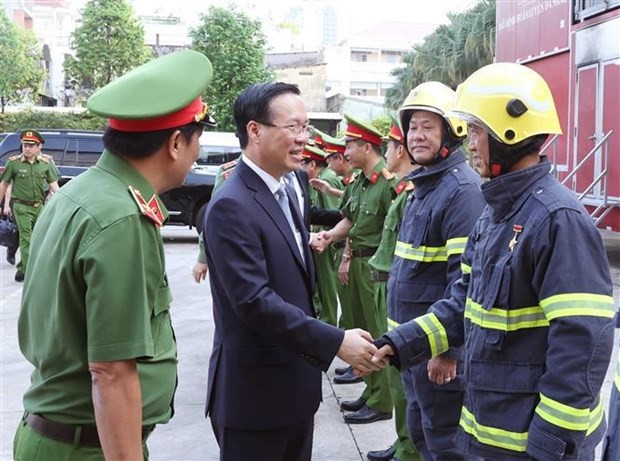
top-left (349, 256), bottom-right (392, 413)
top-left (314, 245), bottom-right (339, 326)
top-left (374, 281), bottom-right (422, 461)
top-left (13, 202), bottom-right (42, 276)
top-left (13, 419), bottom-right (150, 460)
top-left (334, 247), bottom-right (354, 330)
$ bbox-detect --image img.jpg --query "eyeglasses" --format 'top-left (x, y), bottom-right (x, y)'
top-left (257, 121), bottom-right (314, 137)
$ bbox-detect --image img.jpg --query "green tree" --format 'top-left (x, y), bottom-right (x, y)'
top-left (0, 4), bottom-right (45, 113)
top-left (65, 0), bottom-right (152, 101)
top-left (190, 6), bottom-right (274, 132)
top-left (386, 0), bottom-right (496, 109)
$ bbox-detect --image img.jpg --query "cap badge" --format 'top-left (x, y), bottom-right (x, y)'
top-left (194, 102), bottom-right (209, 123)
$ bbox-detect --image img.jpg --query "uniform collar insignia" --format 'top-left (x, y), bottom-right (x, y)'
top-left (128, 185), bottom-right (164, 227)
top-left (395, 180), bottom-right (407, 194)
top-left (369, 171), bottom-right (379, 184)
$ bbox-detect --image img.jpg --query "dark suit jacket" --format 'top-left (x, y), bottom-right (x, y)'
top-left (204, 159), bottom-right (344, 430)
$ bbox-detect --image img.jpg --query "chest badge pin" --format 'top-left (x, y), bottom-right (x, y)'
top-left (508, 224), bottom-right (523, 252)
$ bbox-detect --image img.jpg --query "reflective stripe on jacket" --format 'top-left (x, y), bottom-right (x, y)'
top-left (386, 159), bottom-right (614, 460)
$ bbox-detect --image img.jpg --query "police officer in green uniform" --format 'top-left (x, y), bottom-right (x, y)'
top-left (310, 135), bottom-right (355, 335)
top-left (192, 159), bottom-right (238, 283)
top-left (301, 143), bottom-right (342, 326)
top-left (0, 130), bottom-right (59, 281)
top-left (319, 114), bottom-right (395, 424)
top-left (13, 50), bottom-right (217, 461)
top-left (367, 120), bottom-right (421, 461)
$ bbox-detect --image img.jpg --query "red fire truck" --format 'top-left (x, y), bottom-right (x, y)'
top-left (495, 0), bottom-right (619, 231)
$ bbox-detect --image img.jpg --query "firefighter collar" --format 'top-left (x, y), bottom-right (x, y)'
top-left (481, 158), bottom-right (552, 223)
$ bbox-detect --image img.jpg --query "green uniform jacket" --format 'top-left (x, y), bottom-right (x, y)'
top-left (340, 160), bottom-right (397, 250)
top-left (18, 151), bottom-right (177, 426)
top-left (1, 154), bottom-right (59, 201)
top-left (368, 179), bottom-right (413, 273)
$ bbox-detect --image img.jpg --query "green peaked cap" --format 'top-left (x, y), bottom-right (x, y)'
top-left (87, 50), bottom-right (214, 123)
top-left (343, 113), bottom-right (383, 146)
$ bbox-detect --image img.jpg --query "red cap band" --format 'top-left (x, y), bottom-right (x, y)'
top-left (345, 123), bottom-right (382, 146)
top-left (109, 97), bottom-right (206, 132)
top-left (302, 147), bottom-right (326, 162)
top-left (386, 124), bottom-right (404, 143)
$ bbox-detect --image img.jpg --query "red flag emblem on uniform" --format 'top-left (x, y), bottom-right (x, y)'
top-left (128, 185), bottom-right (164, 227)
top-left (147, 196), bottom-right (165, 226)
top-left (395, 180), bottom-right (406, 194)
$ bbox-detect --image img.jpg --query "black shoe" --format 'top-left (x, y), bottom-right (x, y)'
top-left (340, 396), bottom-right (366, 412)
top-left (367, 446), bottom-right (396, 461)
top-left (14, 272), bottom-right (24, 282)
top-left (335, 365), bottom-right (351, 376)
top-left (334, 368), bottom-right (362, 384)
top-left (344, 405), bottom-right (392, 424)
top-left (6, 248), bottom-right (16, 265)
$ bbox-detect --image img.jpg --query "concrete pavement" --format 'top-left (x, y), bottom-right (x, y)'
top-left (1, 227), bottom-right (618, 460)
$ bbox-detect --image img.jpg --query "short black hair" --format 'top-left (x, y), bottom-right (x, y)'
top-left (352, 138), bottom-right (382, 156)
top-left (103, 122), bottom-right (203, 159)
top-left (302, 158), bottom-right (328, 168)
top-left (233, 82), bottom-right (301, 149)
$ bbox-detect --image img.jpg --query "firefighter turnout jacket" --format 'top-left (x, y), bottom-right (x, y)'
top-left (387, 150), bottom-right (484, 340)
top-left (383, 158), bottom-right (615, 460)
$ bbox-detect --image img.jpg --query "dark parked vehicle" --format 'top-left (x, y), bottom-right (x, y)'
top-left (0, 129), bottom-right (234, 230)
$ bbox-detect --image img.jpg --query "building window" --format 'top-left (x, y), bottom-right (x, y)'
top-left (574, 0), bottom-right (620, 21)
top-left (351, 51), bottom-right (368, 62)
top-left (382, 51), bottom-right (401, 64)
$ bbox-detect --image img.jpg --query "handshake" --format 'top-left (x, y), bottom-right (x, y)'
top-left (310, 230), bottom-right (334, 254)
top-left (336, 329), bottom-right (395, 377)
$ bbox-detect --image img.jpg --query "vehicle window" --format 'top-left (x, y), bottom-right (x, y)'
top-left (75, 138), bottom-right (103, 167)
top-left (197, 145), bottom-right (242, 165)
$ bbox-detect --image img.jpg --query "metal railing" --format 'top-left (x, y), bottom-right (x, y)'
top-left (560, 130), bottom-right (617, 225)
top-left (542, 134), bottom-right (560, 176)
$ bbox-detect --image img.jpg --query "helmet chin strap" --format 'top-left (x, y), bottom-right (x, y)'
top-left (429, 121), bottom-right (463, 165)
top-left (407, 120), bottom-right (463, 166)
top-left (488, 134), bottom-right (548, 179)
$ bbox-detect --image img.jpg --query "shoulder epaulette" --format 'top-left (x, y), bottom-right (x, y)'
top-left (222, 169), bottom-right (235, 180)
top-left (220, 159), bottom-right (238, 172)
top-left (8, 155), bottom-right (21, 161)
top-left (405, 180), bottom-right (414, 191)
top-left (128, 185), bottom-right (164, 227)
top-left (41, 153), bottom-right (55, 162)
top-left (38, 155), bottom-right (50, 163)
top-left (381, 168), bottom-right (394, 180)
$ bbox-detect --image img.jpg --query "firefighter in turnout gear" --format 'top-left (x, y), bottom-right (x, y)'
top-left (603, 351), bottom-right (620, 460)
top-left (372, 63), bottom-right (615, 461)
top-left (387, 82), bottom-right (485, 460)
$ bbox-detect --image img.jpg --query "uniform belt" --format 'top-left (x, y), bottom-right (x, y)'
top-left (370, 270), bottom-right (389, 282)
top-left (332, 241), bottom-right (345, 249)
top-left (25, 413), bottom-right (154, 447)
top-left (350, 247), bottom-right (377, 258)
top-left (12, 198), bottom-right (41, 207)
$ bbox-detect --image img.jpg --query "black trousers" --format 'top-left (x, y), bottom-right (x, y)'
top-left (210, 416), bottom-right (314, 461)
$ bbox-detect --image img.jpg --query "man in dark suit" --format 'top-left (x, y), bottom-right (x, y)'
top-left (204, 82), bottom-right (383, 461)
